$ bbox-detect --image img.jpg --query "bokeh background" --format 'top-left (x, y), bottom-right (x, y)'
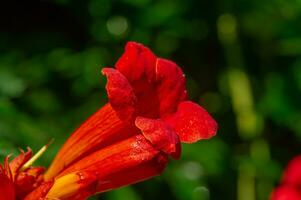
top-left (1, 0), bottom-right (300, 199)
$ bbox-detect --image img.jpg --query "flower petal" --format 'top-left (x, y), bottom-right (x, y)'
top-left (53, 135), bottom-right (163, 197)
top-left (102, 68), bottom-right (137, 120)
top-left (135, 117), bottom-right (181, 159)
top-left (4, 156), bottom-right (12, 179)
top-left (16, 167), bottom-right (45, 198)
top-left (155, 58), bottom-right (187, 117)
top-left (97, 153), bottom-right (168, 193)
top-left (115, 42), bottom-right (160, 118)
top-left (9, 147), bottom-right (32, 181)
top-left (46, 172), bottom-right (97, 199)
top-left (45, 104), bottom-right (138, 180)
top-left (270, 185), bottom-right (301, 200)
top-left (61, 154), bottom-right (168, 199)
top-left (23, 181), bottom-right (54, 200)
top-left (59, 135), bottom-right (160, 177)
top-left (166, 101), bottom-right (218, 143)
top-left (282, 155), bottom-right (301, 186)
top-left (0, 168), bottom-right (15, 200)
top-left (116, 41), bottom-right (157, 83)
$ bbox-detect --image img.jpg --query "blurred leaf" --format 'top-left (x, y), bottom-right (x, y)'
top-left (0, 70), bottom-right (26, 97)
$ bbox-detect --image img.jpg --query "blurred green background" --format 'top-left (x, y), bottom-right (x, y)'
top-left (0, 0), bottom-right (300, 199)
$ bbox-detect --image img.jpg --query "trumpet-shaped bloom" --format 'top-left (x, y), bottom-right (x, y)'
top-left (271, 156), bottom-right (301, 200)
top-left (0, 42), bottom-right (217, 200)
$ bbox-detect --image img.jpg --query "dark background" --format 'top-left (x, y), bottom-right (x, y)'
top-left (1, 0), bottom-right (301, 199)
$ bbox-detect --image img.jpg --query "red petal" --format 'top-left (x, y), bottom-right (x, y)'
top-left (24, 181), bottom-right (54, 200)
top-left (102, 68), bottom-right (137, 120)
top-left (97, 153), bottom-right (168, 193)
top-left (9, 147), bottom-right (32, 180)
top-left (116, 41), bottom-right (157, 83)
top-left (16, 173), bottom-right (36, 198)
top-left (16, 167), bottom-right (45, 198)
top-left (282, 156), bottom-right (301, 186)
top-left (4, 156), bottom-right (12, 180)
top-left (165, 101), bottom-right (218, 143)
top-left (50, 135), bottom-right (167, 198)
top-left (0, 169), bottom-right (15, 200)
top-left (115, 42), bottom-right (160, 118)
top-left (270, 185), bottom-right (301, 200)
top-left (62, 154), bottom-right (168, 198)
top-left (155, 58), bottom-right (187, 117)
top-left (59, 135), bottom-right (160, 177)
top-left (47, 131), bottom-right (161, 199)
top-left (135, 117), bottom-right (181, 159)
top-left (45, 104), bottom-right (138, 180)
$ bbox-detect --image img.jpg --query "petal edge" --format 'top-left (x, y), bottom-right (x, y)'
top-left (166, 101), bottom-right (218, 143)
top-left (135, 117), bottom-right (181, 159)
top-left (102, 68), bottom-right (137, 121)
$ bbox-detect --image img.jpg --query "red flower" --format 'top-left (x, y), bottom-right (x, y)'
top-left (271, 156), bottom-right (301, 200)
top-left (0, 42), bottom-right (217, 200)
top-left (0, 148), bottom-right (47, 200)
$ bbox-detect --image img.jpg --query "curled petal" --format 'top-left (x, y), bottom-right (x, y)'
top-left (135, 117), bottom-right (181, 159)
top-left (4, 156), bottom-right (12, 180)
top-left (155, 58), bottom-right (187, 117)
top-left (116, 41), bottom-right (157, 83)
top-left (116, 42), bottom-right (160, 118)
top-left (166, 101), bottom-right (218, 143)
top-left (9, 147), bottom-right (32, 180)
top-left (102, 68), bottom-right (137, 120)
